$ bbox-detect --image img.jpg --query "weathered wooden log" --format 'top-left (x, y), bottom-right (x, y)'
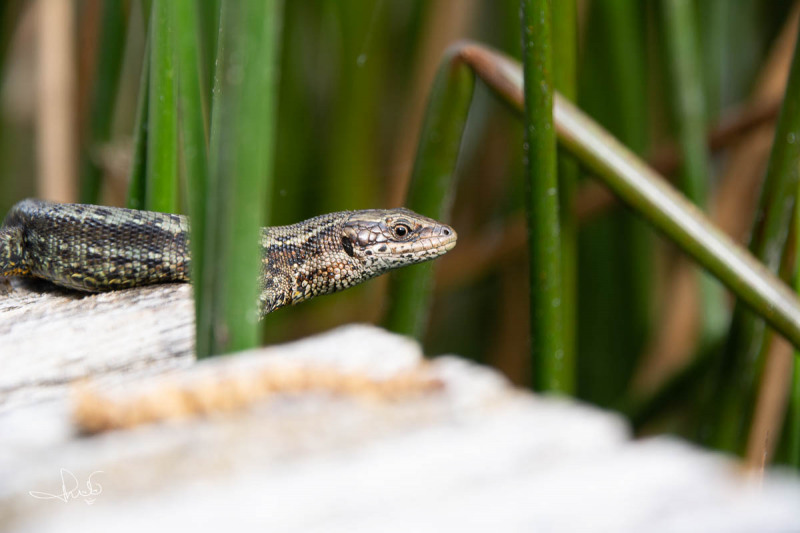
top-left (0, 279), bottom-right (194, 411)
top-left (1, 283), bottom-right (799, 531)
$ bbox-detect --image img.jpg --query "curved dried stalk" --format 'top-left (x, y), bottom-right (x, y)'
top-left (387, 41), bottom-right (800, 351)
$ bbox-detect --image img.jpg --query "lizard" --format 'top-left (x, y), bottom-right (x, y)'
top-left (0, 199), bottom-right (457, 317)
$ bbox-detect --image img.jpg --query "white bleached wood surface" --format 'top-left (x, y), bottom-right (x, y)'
top-left (1, 282), bottom-right (799, 532)
top-left (0, 279), bottom-right (194, 411)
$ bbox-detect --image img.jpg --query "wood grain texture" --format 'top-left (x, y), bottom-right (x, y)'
top-left (1, 293), bottom-right (799, 531)
top-left (0, 278), bottom-right (194, 411)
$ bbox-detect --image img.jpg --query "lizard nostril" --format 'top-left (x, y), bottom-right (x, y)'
top-left (442, 228), bottom-right (451, 236)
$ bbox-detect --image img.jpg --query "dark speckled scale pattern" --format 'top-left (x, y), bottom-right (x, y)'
top-left (1, 199), bottom-right (189, 291)
top-left (0, 199), bottom-right (458, 317)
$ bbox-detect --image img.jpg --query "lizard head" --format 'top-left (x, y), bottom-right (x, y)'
top-left (341, 208), bottom-right (457, 274)
top-left (259, 207), bottom-right (457, 316)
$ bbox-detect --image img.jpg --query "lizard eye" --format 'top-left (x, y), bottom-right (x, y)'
top-left (392, 223), bottom-right (411, 238)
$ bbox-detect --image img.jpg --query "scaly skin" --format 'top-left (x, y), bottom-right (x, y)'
top-left (0, 199), bottom-right (457, 317)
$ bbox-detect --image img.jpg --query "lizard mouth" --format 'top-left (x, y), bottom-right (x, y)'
top-left (437, 223), bottom-right (458, 249)
top-left (417, 225), bottom-right (457, 258)
top-left (439, 227), bottom-right (458, 253)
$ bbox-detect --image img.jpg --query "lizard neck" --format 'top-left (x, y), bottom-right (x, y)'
top-left (258, 211), bottom-right (360, 316)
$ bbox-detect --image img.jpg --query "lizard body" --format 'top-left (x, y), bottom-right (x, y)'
top-left (0, 199), bottom-right (456, 316)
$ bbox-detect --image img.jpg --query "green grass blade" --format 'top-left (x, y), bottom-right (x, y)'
top-left (697, 0), bottom-right (726, 118)
top-left (80, 1), bottom-right (129, 204)
top-left (661, 0), bottom-right (728, 347)
top-left (791, 168), bottom-right (800, 467)
top-left (662, 0), bottom-right (710, 206)
top-left (520, 0), bottom-right (565, 392)
top-left (790, 355), bottom-right (800, 467)
top-left (707, 28), bottom-right (800, 453)
top-left (172, 0), bottom-right (209, 231)
top-left (382, 47), bottom-right (475, 338)
top-left (140, 0), bottom-right (152, 23)
top-left (0, 1), bottom-right (24, 78)
top-left (172, 0), bottom-right (211, 358)
top-left (196, 0), bottom-right (221, 105)
top-left (577, 0), bottom-right (651, 406)
top-left (321, 0), bottom-right (384, 214)
top-left (127, 36), bottom-right (150, 211)
top-left (552, 0), bottom-right (577, 395)
top-left (145, 0), bottom-right (178, 213)
top-left (197, 0), bottom-right (227, 359)
top-left (199, 0), bottom-right (283, 357)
